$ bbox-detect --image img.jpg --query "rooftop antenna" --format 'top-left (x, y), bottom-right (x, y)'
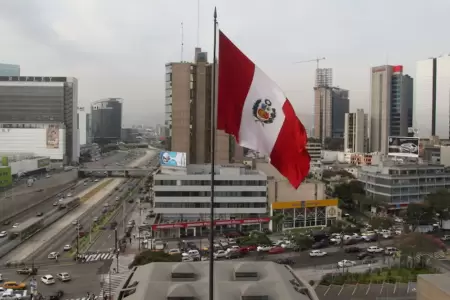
top-left (197, 0), bottom-right (200, 46)
top-left (180, 22), bottom-right (184, 62)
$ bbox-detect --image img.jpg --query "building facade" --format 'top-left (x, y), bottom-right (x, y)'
top-left (153, 164), bottom-right (268, 237)
top-left (0, 64), bottom-right (20, 76)
top-left (77, 107), bottom-right (87, 145)
top-left (165, 48), bottom-right (242, 164)
top-left (415, 56), bottom-right (450, 139)
top-left (306, 141), bottom-right (322, 162)
top-left (370, 65), bottom-right (413, 153)
top-left (0, 76), bottom-right (79, 163)
top-left (344, 109), bottom-right (368, 153)
top-left (358, 162), bottom-right (450, 209)
top-left (121, 128), bottom-right (140, 143)
top-left (91, 98), bottom-right (123, 144)
top-left (313, 87), bottom-right (349, 141)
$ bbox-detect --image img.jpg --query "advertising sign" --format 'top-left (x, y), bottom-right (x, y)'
top-left (151, 217), bottom-right (271, 230)
top-left (37, 158), bottom-right (50, 169)
top-left (46, 125), bottom-right (60, 149)
top-left (159, 151), bottom-right (187, 167)
top-left (0, 166), bottom-right (12, 188)
top-left (272, 199), bottom-right (338, 210)
top-left (388, 136), bottom-right (419, 157)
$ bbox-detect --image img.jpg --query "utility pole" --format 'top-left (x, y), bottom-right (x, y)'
top-left (114, 228), bottom-right (119, 272)
top-left (76, 221), bottom-right (80, 260)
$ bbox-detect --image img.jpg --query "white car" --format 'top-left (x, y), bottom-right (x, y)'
top-left (67, 193), bottom-right (72, 197)
top-left (0, 231), bottom-right (7, 238)
top-left (63, 245), bottom-right (71, 251)
top-left (48, 252), bottom-right (59, 259)
top-left (72, 220), bottom-right (78, 225)
top-left (257, 245), bottom-right (272, 252)
top-left (367, 246), bottom-right (384, 253)
top-left (385, 247), bottom-right (398, 255)
top-left (12, 223), bottom-right (19, 228)
top-left (56, 272), bottom-right (71, 282)
top-left (214, 250), bottom-right (227, 259)
top-left (41, 275), bottom-right (55, 285)
top-left (338, 260), bottom-right (356, 268)
top-left (168, 249), bottom-right (181, 255)
top-left (182, 256), bottom-right (194, 262)
top-left (309, 250), bottom-right (327, 257)
top-left (226, 246), bottom-right (240, 253)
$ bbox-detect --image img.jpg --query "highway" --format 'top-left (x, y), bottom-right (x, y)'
top-left (0, 151), bottom-right (141, 234)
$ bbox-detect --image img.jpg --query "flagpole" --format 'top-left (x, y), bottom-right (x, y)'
top-left (209, 7), bottom-right (218, 300)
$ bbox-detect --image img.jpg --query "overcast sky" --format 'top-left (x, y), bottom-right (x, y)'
top-left (1, 0), bottom-right (449, 128)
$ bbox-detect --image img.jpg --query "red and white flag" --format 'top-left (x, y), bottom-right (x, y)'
top-left (217, 31), bottom-right (310, 189)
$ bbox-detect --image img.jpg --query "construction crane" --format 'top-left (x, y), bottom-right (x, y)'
top-left (293, 57), bottom-right (326, 69)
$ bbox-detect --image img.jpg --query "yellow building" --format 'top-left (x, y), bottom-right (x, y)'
top-left (270, 199), bottom-right (341, 230)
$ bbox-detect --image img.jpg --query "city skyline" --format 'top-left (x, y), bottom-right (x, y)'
top-left (1, 0), bottom-right (450, 128)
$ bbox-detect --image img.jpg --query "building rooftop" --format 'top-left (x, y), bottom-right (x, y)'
top-left (418, 273), bottom-right (450, 295)
top-left (115, 261), bottom-right (315, 300)
top-left (159, 164), bottom-right (265, 176)
top-left (0, 154), bottom-right (48, 163)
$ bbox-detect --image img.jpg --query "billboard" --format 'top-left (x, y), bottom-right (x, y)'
top-left (0, 166), bottom-right (12, 188)
top-left (46, 125), bottom-right (60, 149)
top-left (388, 136), bottom-right (419, 157)
top-left (159, 151), bottom-right (187, 167)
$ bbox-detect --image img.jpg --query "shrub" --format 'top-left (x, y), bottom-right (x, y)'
top-left (129, 250), bottom-right (181, 268)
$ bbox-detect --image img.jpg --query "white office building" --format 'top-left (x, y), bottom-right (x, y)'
top-left (415, 56), bottom-right (450, 139)
top-left (344, 109), bottom-right (368, 153)
top-left (152, 164), bottom-right (268, 237)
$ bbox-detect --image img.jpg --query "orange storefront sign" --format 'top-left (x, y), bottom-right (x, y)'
top-left (272, 199), bottom-right (338, 210)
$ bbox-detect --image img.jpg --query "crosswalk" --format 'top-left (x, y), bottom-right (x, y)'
top-left (98, 271), bottom-right (131, 299)
top-left (78, 252), bottom-right (116, 263)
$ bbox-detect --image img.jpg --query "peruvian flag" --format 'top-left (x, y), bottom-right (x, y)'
top-left (217, 31), bottom-right (310, 188)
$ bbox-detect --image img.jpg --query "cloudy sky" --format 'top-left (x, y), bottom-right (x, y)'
top-left (1, 0), bottom-right (449, 128)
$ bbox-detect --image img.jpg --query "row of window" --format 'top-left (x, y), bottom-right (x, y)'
top-left (155, 202), bottom-right (267, 208)
top-left (155, 180), bottom-right (266, 186)
top-left (155, 191), bottom-right (266, 197)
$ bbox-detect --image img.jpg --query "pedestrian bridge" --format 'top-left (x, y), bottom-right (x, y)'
top-left (78, 167), bottom-right (155, 178)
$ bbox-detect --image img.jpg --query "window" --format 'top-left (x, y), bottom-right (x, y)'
top-left (235, 272), bottom-right (258, 278)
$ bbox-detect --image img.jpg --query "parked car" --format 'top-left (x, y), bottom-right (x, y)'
top-left (309, 250), bottom-right (327, 257)
top-left (257, 245), bottom-right (272, 252)
top-left (268, 246), bottom-right (284, 254)
top-left (226, 251), bottom-right (241, 259)
top-left (275, 258), bottom-right (295, 265)
top-left (367, 246), bottom-right (384, 253)
top-left (357, 252), bottom-right (374, 260)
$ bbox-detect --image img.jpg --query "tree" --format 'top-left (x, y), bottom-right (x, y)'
top-left (395, 232), bottom-right (443, 268)
top-left (333, 180), bottom-right (365, 210)
top-left (292, 234), bottom-right (314, 250)
top-left (368, 216), bottom-right (394, 245)
top-left (271, 212), bottom-right (284, 233)
top-left (129, 250), bottom-right (181, 268)
top-left (426, 189), bottom-right (450, 227)
top-left (404, 203), bottom-right (434, 232)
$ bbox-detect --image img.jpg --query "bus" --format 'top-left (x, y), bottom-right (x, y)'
top-left (9, 217), bottom-right (44, 241)
top-left (58, 197), bottom-right (81, 210)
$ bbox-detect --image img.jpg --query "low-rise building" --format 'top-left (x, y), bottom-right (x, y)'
top-left (358, 162), bottom-right (450, 209)
top-left (306, 141), bottom-right (321, 162)
top-left (113, 261), bottom-right (317, 300)
top-left (152, 164), bottom-right (268, 237)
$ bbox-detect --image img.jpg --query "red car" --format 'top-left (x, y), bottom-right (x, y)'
top-left (239, 247), bottom-right (249, 255)
top-left (268, 246), bottom-right (285, 254)
top-left (243, 245), bottom-right (257, 252)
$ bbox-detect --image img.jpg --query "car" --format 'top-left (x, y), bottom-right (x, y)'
top-left (12, 223), bottom-right (19, 228)
top-left (168, 249), bottom-right (181, 255)
top-left (214, 250), bottom-right (227, 259)
top-left (276, 258), bottom-right (295, 265)
top-left (338, 260), bottom-right (356, 268)
top-left (2, 282), bottom-right (26, 290)
top-left (67, 193), bottom-right (72, 197)
top-left (48, 290), bottom-right (64, 300)
top-left (238, 247), bottom-right (249, 255)
top-left (226, 246), bottom-right (240, 253)
top-left (2, 221), bottom-right (10, 226)
top-left (93, 217), bottom-right (99, 222)
top-left (367, 246), bottom-right (384, 253)
top-left (0, 274), bottom-right (2, 282)
top-left (41, 275), bottom-right (55, 285)
top-left (0, 231), bottom-right (7, 238)
top-left (83, 182), bottom-right (88, 186)
top-left (345, 247), bottom-right (362, 253)
top-left (268, 246), bottom-right (284, 254)
top-left (45, 174), bottom-right (51, 178)
top-left (16, 268), bottom-right (37, 275)
top-left (56, 273), bottom-right (71, 282)
top-left (309, 250), bottom-right (327, 257)
top-left (357, 252), bottom-right (374, 260)
top-left (63, 245), bottom-right (71, 251)
top-left (53, 201), bottom-right (59, 206)
top-left (48, 252), bottom-right (59, 259)
top-left (256, 245), bottom-right (272, 252)
top-left (385, 247), bottom-right (399, 256)
top-left (182, 256), bottom-right (194, 262)
top-left (226, 251), bottom-right (241, 259)
top-left (36, 212), bottom-right (43, 217)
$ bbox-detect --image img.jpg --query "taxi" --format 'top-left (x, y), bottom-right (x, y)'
top-left (2, 281), bottom-right (26, 290)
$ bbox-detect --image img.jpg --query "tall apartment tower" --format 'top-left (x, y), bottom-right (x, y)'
top-left (165, 48), bottom-right (243, 164)
top-left (313, 86), bottom-right (350, 142)
top-left (415, 56), bottom-right (450, 139)
top-left (344, 109), bottom-right (368, 153)
top-left (370, 65), bottom-right (413, 154)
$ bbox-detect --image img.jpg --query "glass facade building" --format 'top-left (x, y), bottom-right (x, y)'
top-left (91, 98), bottom-right (123, 144)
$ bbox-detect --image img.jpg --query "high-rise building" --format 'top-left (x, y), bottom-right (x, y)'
top-left (313, 86), bottom-right (349, 141)
top-left (414, 56), bottom-right (450, 139)
top-left (0, 63), bottom-right (20, 76)
top-left (316, 68), bottom-right (333, 87)
top-left (370, 65), bottom-right (413, 153)
top-left (0, 76), bottom-right (79, 163)
top-left (86, 112), bottom-right (92, 144)
top-left (165, 47), bottom-right (243, 164)
top-left (344, 109), bottom-right (368, 153)
top-left (91, 98), bottom-right (123, 145)
top-left (77, 107), bottom-right (87, 146)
